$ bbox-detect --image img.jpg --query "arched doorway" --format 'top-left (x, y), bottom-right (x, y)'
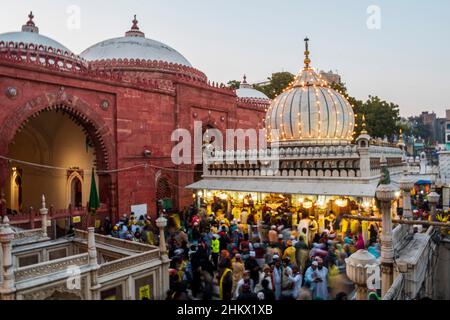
top-left (10, 168), bottom-right (22, 213)
top-left (71, 177), bottom-right (82, 208)
top-left (4, 106), bottom-right (109, 213)
top-left (156, 177), bottom-right (173, 213)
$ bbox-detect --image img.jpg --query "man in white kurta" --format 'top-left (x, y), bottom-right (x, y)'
top-left (313, 259), bottom-right (328, 300)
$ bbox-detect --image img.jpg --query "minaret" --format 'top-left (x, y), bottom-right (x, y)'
top-left (357, 115), bottom-right (371, 177)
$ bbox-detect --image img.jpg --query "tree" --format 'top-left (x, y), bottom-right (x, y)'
top-left (330, 82), bottom-right (401, 141)
top-left (253, 72), bottom-right (295, 99)
top-left (363, 96), bottom-right (401, 141)
top-left (227, 80), bottom-right (241, 90)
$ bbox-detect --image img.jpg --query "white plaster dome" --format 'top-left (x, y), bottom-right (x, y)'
top-left (265, 39), bottom-right (355, 145)
top-left (0, 12), bottom-right (74, 56)
top-left (236, 75), bottom-right (269, 100)
top-left (80, 16), bottom-right (192, 67)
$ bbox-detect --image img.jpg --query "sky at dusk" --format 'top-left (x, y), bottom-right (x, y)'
top-left (2, 0), bottom-right (450, 117)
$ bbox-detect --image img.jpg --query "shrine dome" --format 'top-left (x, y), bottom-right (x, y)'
top-left (236, 75), bottom-right (270, 100)
top-left (265, 38), bottom-right (355, 146)
top-left (80, 16), bottom-right (192, 67)
top-left (0, 12), bottom-right (74, 57)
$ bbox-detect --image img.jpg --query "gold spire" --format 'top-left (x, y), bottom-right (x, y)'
top-left (398, 128), bottom-right (404, 145)
top-left (304, 37), bottom-right (311, 69)
top-left (361, 114), bottom-right (368, 134)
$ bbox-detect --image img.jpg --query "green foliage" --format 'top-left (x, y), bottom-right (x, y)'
top-left (253, 72), bottom-right (295, 99)
top-left (330, 82), bottom-right (401, 141)
top-left (227, 80), bottom-right (241, 90)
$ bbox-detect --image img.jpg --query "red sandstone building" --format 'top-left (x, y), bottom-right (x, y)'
top-left (0, 13), bottom-right (270, 222)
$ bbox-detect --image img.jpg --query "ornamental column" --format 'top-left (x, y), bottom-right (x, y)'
top-left (399, 177), bottom-right (414, 221)
top-left (376, 183), bottom-right (397, 298)
top-left (346, 250), bottom-right (379, 300)
top-left (156, 214), bottom-right (170, 299)
top-left (40, 195), bottom-right (48, 238)
top-left (0, 216), bottom-right (16, 300)
top-left (428, 191), bottom-right (440, 222)
top-left (87, 227), bottom-right (101, 297)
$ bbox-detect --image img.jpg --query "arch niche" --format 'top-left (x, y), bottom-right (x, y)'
top-left (0, 91), bottom-right (116, 215)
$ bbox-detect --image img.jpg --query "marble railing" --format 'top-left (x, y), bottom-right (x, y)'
top-left (74, 230), bottom-right (158, 253)
top-left (383, 273), bottom-right (405, 300)
top-left (14, 253), bottom-right (89, 282)
top-left (13, 229), bottom-right (44, 241)
top-left (207, 168), bottom-right (362, 178)
top-left (98, 249), bottom-right (161, 277)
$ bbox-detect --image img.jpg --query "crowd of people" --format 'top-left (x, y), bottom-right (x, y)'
top-left (159, 197), bottom-right (383, 301)
top-left (104, 190), bottom-right (449, 301)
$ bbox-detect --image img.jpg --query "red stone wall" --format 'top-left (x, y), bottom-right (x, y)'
top-left (0, 62), bottom-right (267, 222)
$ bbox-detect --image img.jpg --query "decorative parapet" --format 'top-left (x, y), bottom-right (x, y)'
top-left (0, 40), bottom-right (85, 66)
top-left (368, 145), bottom-right (404, 158)
top-left (89, 58), bottom-right (207, 82)
top-left (14, 253), bottom-right (89, 283)
top-left (237, 97), bottom-right (270, 111)
top-left (74, 230), bottom-right (157, 253)
top-left (0, 47), bottom-right (176, 95)
top-left (98, 250), bottom-right (160, 277)
top-left (210, 145), bottom-right (360, 162)
top-left (13, 229), bottom-right (44, 241)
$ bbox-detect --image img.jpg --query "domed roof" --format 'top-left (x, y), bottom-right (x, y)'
top-left (236, 75), bottom-right (270, 100)
top-left (0, 12), bottom-right (73, 55)
top-left (80, 16), bottom-right (192, 67)
top-left (265, 38), bottom-right (355, 145)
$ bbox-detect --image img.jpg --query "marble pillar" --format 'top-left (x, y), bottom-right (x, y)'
top-left (0, 217), bottom-right (15, 300)
top-left (376, 184), bottom-right (397, 298)
top-left (39, 195), bottom-right (48, 238)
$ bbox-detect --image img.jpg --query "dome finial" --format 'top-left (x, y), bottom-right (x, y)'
top-left (361, 114), bottom-right (368, 134)
top-left (131, 14), bottom-right (139, 30)
top-left (27, 11), bottom-right (35, 26)
top-left (240, 74), bottom-right (252, 89)
top-left (304, 37), bottom-right (311, 69)
top-left (125, 14), bottom-right (145, 37)
top-left (22, 11), bottom-right (39, 33)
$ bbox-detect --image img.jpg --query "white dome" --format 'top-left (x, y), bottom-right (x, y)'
top-left (80, 36), bottom-right (192, 66)
top-left (80, 17), bottom-right (191, 67)
top-left (236, 87), bottom-right (269, 99)
top-left (265, 39), bottom-right (355, 145)
top-left (236, 75), bottom-right (269, 100)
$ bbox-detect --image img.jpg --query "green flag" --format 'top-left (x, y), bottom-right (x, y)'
top-left (88, 167), bottom-right (100, 216)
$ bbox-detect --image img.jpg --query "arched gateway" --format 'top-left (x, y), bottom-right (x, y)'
top-left (0, 91), bottom-right (117, 220)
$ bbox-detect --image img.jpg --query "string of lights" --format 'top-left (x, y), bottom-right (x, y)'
top-left (0, 155), bottom-right (203, 174)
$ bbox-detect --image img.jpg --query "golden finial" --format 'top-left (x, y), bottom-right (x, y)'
top-left (398, 128), bottom-right (404, 145)
top-left (361, 114), bottom-right (368, 134)
top-left (304, 37), bottom-right (311, 69)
